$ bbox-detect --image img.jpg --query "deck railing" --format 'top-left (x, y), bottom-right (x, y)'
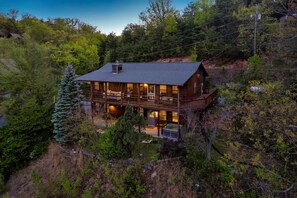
top-left (82, 89), bottom-right (217, 111)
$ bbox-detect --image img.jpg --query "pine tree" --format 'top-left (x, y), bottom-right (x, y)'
top-left (51, 63), bottom-right (83, 144)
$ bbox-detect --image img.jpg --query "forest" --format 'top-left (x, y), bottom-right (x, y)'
top-left (0, 0), bottom-right (296, 197)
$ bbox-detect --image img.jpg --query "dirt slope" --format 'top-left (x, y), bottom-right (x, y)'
top-left (4, 142), bottom-right (196, 198)
top-left (5, 142), bottom-right (84, 198)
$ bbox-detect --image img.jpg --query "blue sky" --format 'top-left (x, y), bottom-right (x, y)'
top-left (0, 0), bottom-right (193, 35)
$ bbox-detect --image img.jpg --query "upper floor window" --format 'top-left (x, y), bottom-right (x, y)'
top-left (160, 85), bottom-right (167, 95)
top-left (172, 85), bottom-right (178, 94)
top-left (104, 82), bottom-right (109, 91)
top-left (140, 84), bottom-right (144, 93)
top-left (148, 84), bottom-right (155, 94)
top-left (194, 82), bottom-right (197, 94)
top-left (127, 83), bottom-right (133, 92)
top-left (94, 82), bottom-right (99, 90)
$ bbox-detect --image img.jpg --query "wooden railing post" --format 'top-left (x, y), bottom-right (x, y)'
top-left (90, 82), bottom-right (93, 101)
top-left (137, 84), bottom-right (140, 110)
top-left (178, 86), bottom-right (181, 140)
top-left (121, 83), bottom-right (123, 106)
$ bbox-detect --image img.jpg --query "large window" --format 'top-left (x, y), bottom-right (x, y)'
top-left (160, 85), bottom-right (167, 95)
top-left (140, 84), bottom-right (144, 93)
top-left (172, 85), bottom-right (178, 94)
top-left (159, 110), bottom-right (167, 121)
top-left (172, 112), bottom-right (178, 123)
top-left (148, 84), bottom-right (155, 94)
top-left (127, 83), bottom-right (133, 92)
top-left (94, 82), bottom-right (99, 90)
top-left (104, 82), bottom-right (109, 91)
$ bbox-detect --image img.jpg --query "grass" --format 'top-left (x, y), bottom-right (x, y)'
top-left (132, 134), bottom-right (161, 163)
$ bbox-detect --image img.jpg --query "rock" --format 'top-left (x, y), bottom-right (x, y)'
top-left (194, 183), bottom-right (200, 189)
top-left (127, 158), bottom-right (134, 165)
top-left (151, 171), bottom-right (157, 179)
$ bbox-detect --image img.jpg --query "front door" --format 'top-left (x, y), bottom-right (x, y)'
top-left (147, 110), bottom-right (158, 126)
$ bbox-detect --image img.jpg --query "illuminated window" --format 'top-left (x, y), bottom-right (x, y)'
top-left (160, 85), bottom-right (167, 95)
top-left (94, 82), bottom-right (99, 90)
top-left (127, 83), bottom-right (133, 92)
top-left (148, 84), bottom-right (155, 93)
top-left (172, 86), bottom-right (178, 94)
top-left (104, 82), bottom-right (109, 91)
top-left (149, 111), bottom-right (158, 118)
top-left (159, 111), bottom-right (166, 121)
top-left (172, 112), bottom-right (178, 123)
top-left (194, 82), bottom-right (197, 94)
top-left (140, 84), bottom-right (144, 93)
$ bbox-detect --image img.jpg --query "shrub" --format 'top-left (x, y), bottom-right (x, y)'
top-left (98, 106), bottom-right (146, 159)
top-left (60, 170), bottom-right (82, 198)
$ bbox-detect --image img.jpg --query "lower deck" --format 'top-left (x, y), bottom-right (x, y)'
top-left (83, 101), bottom-right (184, 139)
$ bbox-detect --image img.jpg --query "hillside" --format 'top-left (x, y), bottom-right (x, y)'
top-left (1, 0), bottom-right (296, 197)
top-left (4, 142), bottom-right (197, 198)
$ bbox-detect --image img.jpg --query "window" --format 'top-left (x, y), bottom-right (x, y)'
top-left (172, 112), bottom-right (178, 123)
top-left (172, 86), bottom-right (178, 94)
top-left (194, 82), bottom-right (197, 94)
top-left (160, 85), bottom-right (167, 95)
top-left (94, 82), bottom-right (99, 90)
top-left (159, 111), bottom-right (166, 121)
top-left (104, 82), bottom-right (109, 91)
top-left (127, 83), bottom-right (133, 92)
top-left (140, 84), bottom-right (144, 93)
top-left (149, 111), bottom-right (156, 118)
top-left (148, 84), bottom-right (155, 94)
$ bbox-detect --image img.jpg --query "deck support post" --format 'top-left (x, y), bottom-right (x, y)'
top-left (157, 110), bottom-right (160, 136)
top-left (90, 82), bottom-right (94, 126)
top-left (120, 83), bottom-right (123, 106)
top-left (105, 82), bottom-right (108, 128)
top-left (91, 102), bottom-right (94, 126)
top-left (178, 87), bottom-right (181, 140)
top-left (137, 83), bottom-right (140, 113)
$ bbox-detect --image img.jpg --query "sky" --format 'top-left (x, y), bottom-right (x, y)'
top-left (0, 0), bottom-right (192, 35)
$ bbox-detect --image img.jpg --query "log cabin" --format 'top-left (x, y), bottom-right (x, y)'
top-left (77, 62), bottom-right (217, 139)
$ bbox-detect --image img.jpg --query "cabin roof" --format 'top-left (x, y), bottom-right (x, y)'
top-left (76, 62), bottom-right (207, 86)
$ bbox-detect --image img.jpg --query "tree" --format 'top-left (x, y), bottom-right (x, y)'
top-left (50, 37), bottom-right (99, 74)
top-left (245, 54), bottom-right (263, 81)
top-left (236, 2), bottom-right (279, 57)
top-left (229, 81), bottom-right (297, 174)
top-left (0, 37), bottom-right (56, 180)
top-left (139, 0), bottom-right (177, 26)
top-left (51, 63), bottom-right (83, 144)
top-left (99, 106), bottom-right (146, 158)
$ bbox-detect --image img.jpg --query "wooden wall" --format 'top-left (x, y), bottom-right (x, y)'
top-left (179, 67), bottom-right (206, 99)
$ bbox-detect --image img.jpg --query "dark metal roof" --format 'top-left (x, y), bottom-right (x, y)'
top-left (77, 62), bottom-right (204, 86)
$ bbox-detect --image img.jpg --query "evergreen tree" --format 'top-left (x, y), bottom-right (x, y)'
top-left (99, 106), bottom-right (146, 158)
top-left (51, 63), bottom-right (83, 144)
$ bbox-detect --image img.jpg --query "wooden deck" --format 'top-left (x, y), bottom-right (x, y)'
top-left (82, 89), bottom-right (217, 112)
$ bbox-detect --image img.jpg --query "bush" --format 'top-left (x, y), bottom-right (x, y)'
top-left (0, 174), bottom-right (6, 194)
top-left (113, 165), bottom-right (145, 197)
top-left (60, 170), bottom-right (82, 198)
top-left (98, 106), bottom-right (146, 159)
top-left (99, 127), bottom-right (126, 158)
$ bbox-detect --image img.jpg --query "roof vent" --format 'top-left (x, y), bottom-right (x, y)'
top-left (112, 62), bottom-right (123, 74)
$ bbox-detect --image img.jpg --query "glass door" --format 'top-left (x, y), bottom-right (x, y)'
top-left (147, 84), bottom-right (155, 100)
